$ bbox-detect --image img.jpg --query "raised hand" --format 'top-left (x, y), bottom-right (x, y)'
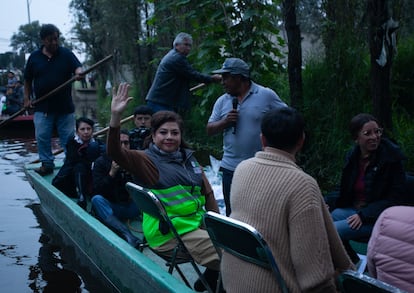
top-left (110, 83), bottom-right (134, 127)
top-left (111, 83), bottom-right (133, 115)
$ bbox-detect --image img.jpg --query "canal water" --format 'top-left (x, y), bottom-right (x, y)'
top-left (0, 128), bottom-right (117, 292)
top-left (0, 127), bottom-right (224, 292)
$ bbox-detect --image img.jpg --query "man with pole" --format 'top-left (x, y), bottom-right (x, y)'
top-left (145, 32), bottom-right (221, 114)
top-left (24, 24), bottom-right (83, 176)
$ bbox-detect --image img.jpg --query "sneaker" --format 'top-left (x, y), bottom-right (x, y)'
top-left (34, 165), bottom-right (54, 176)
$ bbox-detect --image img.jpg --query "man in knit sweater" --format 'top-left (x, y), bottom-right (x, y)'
top-left (221, 107), bottom-right (354, 292)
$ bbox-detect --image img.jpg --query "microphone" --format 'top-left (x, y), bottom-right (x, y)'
top-left (232, 98), bottom-right (238, 134)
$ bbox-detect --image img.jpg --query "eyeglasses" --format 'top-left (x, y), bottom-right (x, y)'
top-left (361, 128), bottom-right (383, 137)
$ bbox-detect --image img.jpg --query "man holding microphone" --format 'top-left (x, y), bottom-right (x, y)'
top-left (206, 58), bottom-right (287, 216)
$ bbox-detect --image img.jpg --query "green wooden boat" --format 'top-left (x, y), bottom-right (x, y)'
top-left (25, 162), bottom-right (195, 293)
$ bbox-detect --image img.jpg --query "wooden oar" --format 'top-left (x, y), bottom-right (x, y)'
top-left (30, 82), bottom-right (206, 164)
top-left (30, 114), bottom-right (134, 164)
top-left (93, 114), bottom-right (134, 137)
top-left (0, 55), bottom-right (114, 129)
top-left (190, 83), bottom-right (206, 91)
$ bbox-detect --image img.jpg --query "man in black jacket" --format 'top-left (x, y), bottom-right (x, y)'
top-left (91, 129), bottom-right (142, 248)
top-left (145, 32), bottom-right (221, 113)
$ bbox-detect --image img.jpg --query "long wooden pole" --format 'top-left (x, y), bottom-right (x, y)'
top-left (189, 83), bottom-right (205, 91)
top-left (30, 81), bottom-right (206, 164)
top-left (0, 55), bottom-right (113, 128)
top-left (30, 114), bottom-right (134, 164)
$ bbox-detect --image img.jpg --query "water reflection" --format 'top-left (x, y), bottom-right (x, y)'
top-left (28, 233), bottom-right (82, 293)
top-left (29, 202), bottom-right (118, 292)
top-left (37, 234), bottom-right (82, 292)
top-left (0, 130), bottom-right (224, 292)
top-left (0, 134), bottom-right (114, 292)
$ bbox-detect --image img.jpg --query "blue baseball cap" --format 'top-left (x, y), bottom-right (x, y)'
top-left (212, 58), bottom-right (250, 78)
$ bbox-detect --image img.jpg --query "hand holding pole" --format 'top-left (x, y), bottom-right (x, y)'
top-left (0, 55), bottom-right (113, 129)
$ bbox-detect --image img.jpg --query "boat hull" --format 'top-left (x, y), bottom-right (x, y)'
top-left (25, 165), bottom-right (194, 293)
top-left (0, 114), bottom-right (33, 124)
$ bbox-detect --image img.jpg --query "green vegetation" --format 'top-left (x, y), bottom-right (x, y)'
top-left (302, 35), bottom-right (414, 192)
top-left (6, 0), bottom-right (414, 193)
top-left (81, 1), bottom-right (414, 193)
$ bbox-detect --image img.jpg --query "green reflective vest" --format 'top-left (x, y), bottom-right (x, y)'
top-left (143, 184), bottom-right (206, 247)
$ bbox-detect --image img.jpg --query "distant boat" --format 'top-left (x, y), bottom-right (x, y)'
top-left (0, 113), bottom-right (34, 128)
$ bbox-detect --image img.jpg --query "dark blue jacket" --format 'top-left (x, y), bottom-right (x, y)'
top-left (145, 49), bottom-right (213, 110)
top-left (92, 153), bottom-right (133, 203)
top-left (335, 138), bottom-right (406, 223)
top-left (52, 136), bottom-right (105, 198)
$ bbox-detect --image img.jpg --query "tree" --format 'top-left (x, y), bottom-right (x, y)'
top-left (0, 52), bottom-right (25, 70)
top-left (10, 21), bottom-right (42, 54)
top-left (10, 21), bottom-right (72, 55)
top-left (69, 0), bottom-right (287, 114)
top-left (367, 0), bottom-right (401, 130)
top-left (283, 0), bottom-right (303, 109)
top-left (70, 0), bottom-right (153, 100)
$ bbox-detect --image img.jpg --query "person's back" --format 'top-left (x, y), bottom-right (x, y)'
top-left (367, 205), bottom-right (414, 292)
top-left (221, 107), bottom-right (353, 292)
top-left (228, 154), bottom-right (343, 292)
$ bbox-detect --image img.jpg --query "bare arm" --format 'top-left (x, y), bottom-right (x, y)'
top-left (24, 80), bottom-right (32, 108)
top-left (201, 173), bottom-right (219, 213)
top-left (206, 109), bottom-right (238, 136)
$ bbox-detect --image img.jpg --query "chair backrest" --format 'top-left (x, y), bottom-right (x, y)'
top-left (126, 182), bottom-right (213, 292)
top-left (203, 211), bottom-right (288, 293)
top-left (125, 182), bottom-right (177, 237)
top-left (125, 182), bottom-right (166, 220)
top-left (338, 270), bottom-right (406, 293)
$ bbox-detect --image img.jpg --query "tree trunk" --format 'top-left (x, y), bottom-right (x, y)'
top-left (367, 0), bottom-right (398, 130)
top-left (283, 0), bottom-right (303, 109)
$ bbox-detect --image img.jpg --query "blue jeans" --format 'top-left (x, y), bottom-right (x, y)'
top-left (220, 167), bottom-right (234, 216)
top-left (91, 195), bottom-right (140, 221)
top-left (34, 112), bottom-right (75, 167)
top-left (331, 207), bottom-right (374, 241)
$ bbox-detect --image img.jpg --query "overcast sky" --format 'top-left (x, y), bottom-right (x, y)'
top-left (0, 0), bottom-right (73, 53)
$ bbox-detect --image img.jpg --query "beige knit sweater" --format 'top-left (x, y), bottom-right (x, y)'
top-left (221, 148), bottom-right (353, 293)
